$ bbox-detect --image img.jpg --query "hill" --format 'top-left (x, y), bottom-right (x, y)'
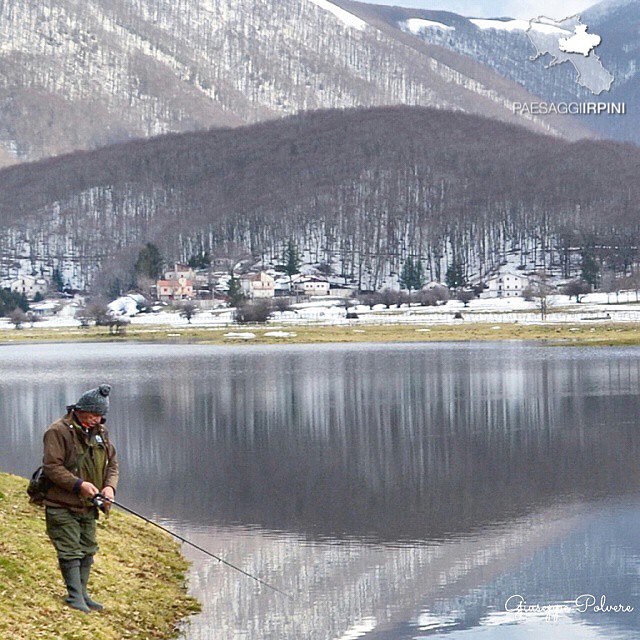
top-left (0, 105), bottom-right (637, 292)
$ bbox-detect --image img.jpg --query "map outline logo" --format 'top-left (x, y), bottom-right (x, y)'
top-left (526, 14), bottom-right (614, 95)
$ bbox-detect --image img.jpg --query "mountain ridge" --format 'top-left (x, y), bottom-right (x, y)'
top-left (0, 0), bottom-right (591, 166)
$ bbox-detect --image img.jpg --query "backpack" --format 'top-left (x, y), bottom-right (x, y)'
top-left (27, 444), bottom-right (93, 506)
top-left (26, 466), bottom-right (52, 505)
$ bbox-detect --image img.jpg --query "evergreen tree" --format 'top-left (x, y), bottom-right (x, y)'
top-left (400, 257), bottom-right (425, 292)
top-left (283, 240), bottom-right (300, 277)
top-left (135, 243), bottom-right (164, 280)
top-left (0, 289), bottom-right (29, 316)
top-left (187, 252), bottom-right (211, 270)
top-left (445, 261), bottom-right (466, 289)
top-left (227, 273), bottom-right (245, 307)
top-left (581, 251), bottom-right (600, 288)
top-left (52, 268), bottom-right (65, 292)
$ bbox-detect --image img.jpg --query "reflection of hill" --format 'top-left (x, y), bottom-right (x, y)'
top-left (180, 503), bottom-right (584, 640)
top-left (2, 343), bottom-right (640, 544)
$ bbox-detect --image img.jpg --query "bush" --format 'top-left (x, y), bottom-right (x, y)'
top-left (235, 300), bottom-right (273, 324)
top-left (415, 289), bottom-right (438, 306)
top-left (273, 297), bottom-right (293, 313)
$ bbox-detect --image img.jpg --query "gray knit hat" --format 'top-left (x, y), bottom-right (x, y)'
top-left (73, 384), bottom-right (111, 416)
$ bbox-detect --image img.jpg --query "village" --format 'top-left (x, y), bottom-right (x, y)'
top-left (1, 253), bottom-right (639, 333)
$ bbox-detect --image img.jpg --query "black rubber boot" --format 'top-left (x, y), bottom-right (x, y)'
top-left (59, 559), bottom-right (91, 613)
top-left (80, 555), bottom-right (103, 611)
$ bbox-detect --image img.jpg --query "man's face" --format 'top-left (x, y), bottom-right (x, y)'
top-left (75, 410), bottom-right (103, 428)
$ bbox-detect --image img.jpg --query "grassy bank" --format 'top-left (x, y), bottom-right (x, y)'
top-left (0, 473), bottom-right (200, 640)
top-left (2, 321), bottom-right (640, 347)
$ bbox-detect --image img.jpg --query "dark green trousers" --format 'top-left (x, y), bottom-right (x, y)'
top-left (45, 507), bottom-right (98, 561)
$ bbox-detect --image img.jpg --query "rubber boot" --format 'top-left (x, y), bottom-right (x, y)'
top-left (80, 555), bottom-right (103, 611)
top-left (59, 559), bottom-right (91, 613)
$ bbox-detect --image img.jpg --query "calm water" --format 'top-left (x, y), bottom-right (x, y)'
top-left (1, 341), bottom-right (640, 639)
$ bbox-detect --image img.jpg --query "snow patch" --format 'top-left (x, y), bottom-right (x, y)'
top-left (401, 18), bottom-right (454, 34)
top-left (264, 331), bottom-right (297, 338)
top-left (224, 332), bottom-right (256, 340)
top-left (470, 18), bottom-right (570, 35)
top-left (308, 0), bottom-right (367, 31)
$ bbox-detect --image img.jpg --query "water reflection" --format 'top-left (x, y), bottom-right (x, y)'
top-left (0, 342), bottom-right (639, 639)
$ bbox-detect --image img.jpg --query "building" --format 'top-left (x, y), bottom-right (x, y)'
top-left (293, 276), bottom-right (330, 297)
top-left (484, 272), bottom-right (531, 298)
top-left (240, 272), bottom-right (275, 299)
top-left (156, 277), bottom-right (194, 301)
top-left (9, 276), bottom-right (48, 300)
top-left (164, 264), bottom-right (196, 281)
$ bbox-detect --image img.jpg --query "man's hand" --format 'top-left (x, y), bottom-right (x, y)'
top-left (79, 481), bottom-right (100, 499)
top-left (101, 486), bottom-right (115, 513)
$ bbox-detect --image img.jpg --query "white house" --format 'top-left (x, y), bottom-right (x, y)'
top-left (240, 272), bottom-right (275, 299)
top-left (484, 272), bottom-right (531, 298)
top-left (9, 276), bottom-right (48, 300)
top-left (293, 276), bottom-right (330, 297)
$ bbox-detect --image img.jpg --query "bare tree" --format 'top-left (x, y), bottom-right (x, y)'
top-left (179, 301), bottom-right (198, 324)
top-left (235, 300), bottom-right (272, 324)
top-left (600, 270), bottom-right (619, 304)
top-left (9, 307), bottom-right (29, 329)
top-left (524, 279), bottom-right (555, 321)
top-left (273, 297), bottom-right (293, 313)
top-left (109, 316), bottom-right (130, 335)
top-left (562, 279), bottom-right (591, 303)
top-left (82, 301), bottom-right (113, 326)
top-left (456, 290), bottom-right (475, 307)
top-left (378, 289), bottom-right (401, 309)
top-left (26, 311), bottom-right (42, 328)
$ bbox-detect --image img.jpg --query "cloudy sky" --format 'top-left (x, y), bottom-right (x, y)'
top-left (362, 0), bottom-right (598, 20)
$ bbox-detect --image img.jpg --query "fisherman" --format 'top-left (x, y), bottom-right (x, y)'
top-left (41, 384), bottom-right (118, 613)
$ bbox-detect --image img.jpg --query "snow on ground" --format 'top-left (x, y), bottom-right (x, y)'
top-left (470, 18), bottom-right (571, 35)
top-left (401, 18), bottom-right (455, 34)
top-left (3, 292), bottom-right (640, 333)
top-left (307, 0), bottom-right (367, 31)
top-left (264, 331), bottom-right (298, 338)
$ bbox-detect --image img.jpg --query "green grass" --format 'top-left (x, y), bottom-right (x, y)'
top-left (2, 321), bottom-right (640, 347)
top-left (0, 473), bottom-right (200, 640)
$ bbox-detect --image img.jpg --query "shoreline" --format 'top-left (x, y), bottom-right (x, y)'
top-left (0, 473), bottom-right (200, 639)
top-left (2, 321), bottom-right (640, 347)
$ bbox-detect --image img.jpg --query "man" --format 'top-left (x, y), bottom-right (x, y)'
top-left (42, 384), bottom-right (119, 613)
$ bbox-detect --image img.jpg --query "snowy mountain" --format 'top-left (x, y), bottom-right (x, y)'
top-left (581, 0), bottom-right (640, 143)
top-left (344, 0), bottom-right (639, 144)
top-left (0, 0), bottom-right (590, 165)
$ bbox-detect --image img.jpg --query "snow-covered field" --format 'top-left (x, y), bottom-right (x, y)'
top-left (2, 291), bottom-right (640, 333)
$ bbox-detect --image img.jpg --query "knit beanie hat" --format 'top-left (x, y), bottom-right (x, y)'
top-left (73, 384), bottom-right (111, 416)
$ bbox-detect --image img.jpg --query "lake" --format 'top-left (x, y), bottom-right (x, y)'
top-left (1, 341), bottom-right (639, 639)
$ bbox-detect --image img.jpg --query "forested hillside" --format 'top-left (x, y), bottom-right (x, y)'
top-left (0, 106), bottom-right (637, 292)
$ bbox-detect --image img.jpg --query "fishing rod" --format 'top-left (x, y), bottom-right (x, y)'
top-left (91, 493), bottom-right (292, 599)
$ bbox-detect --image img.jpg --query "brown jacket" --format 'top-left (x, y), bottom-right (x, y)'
top-left (42, 412), bottom-right (119, 512)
